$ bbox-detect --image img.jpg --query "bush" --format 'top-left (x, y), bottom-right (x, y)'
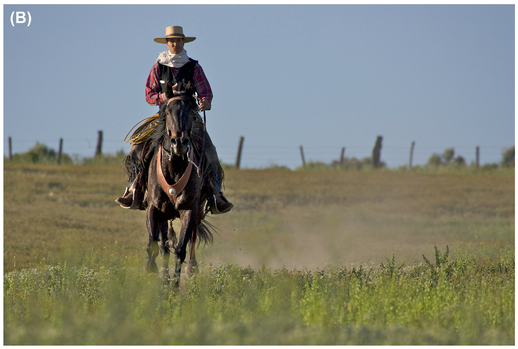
top-left (79, 150), bottom-right (127, 166)
top-left (427, 148), bottom-right (466, 168)
top-left (331, 157), bottom-right (363, 170)
top-left (427, 153), bottom-right (443, 167)
top-left (452, 156), bottom-right (466, 167)
top-left (501, 146), bottom-right (514, 168)
top-left (6, 142), bottom-right (127, 166)
top-left (9, 142), bottom-right (73, 165)
top-left (443, 148), bottom-right (455, 163)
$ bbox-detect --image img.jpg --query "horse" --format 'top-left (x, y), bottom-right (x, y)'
top-left (142, 91), bottom-right (215, 286)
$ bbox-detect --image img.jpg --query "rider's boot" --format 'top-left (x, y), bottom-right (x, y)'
top-left (208, 179), bottom-right (233, 214)
top-left (115, 180), bottom-right (144, 210)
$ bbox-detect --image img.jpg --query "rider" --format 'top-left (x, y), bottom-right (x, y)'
top-left (116, 26), bottom-right (233, 214)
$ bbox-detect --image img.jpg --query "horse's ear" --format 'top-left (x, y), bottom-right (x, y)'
top-left (165, 81), bottom-right (174, 99)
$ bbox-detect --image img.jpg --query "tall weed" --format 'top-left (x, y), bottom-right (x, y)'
top-left (4, 248), bottom-right (514, 345)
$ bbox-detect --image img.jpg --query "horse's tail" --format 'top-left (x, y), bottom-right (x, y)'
top-left (196, 218), bottom-right (216, 246)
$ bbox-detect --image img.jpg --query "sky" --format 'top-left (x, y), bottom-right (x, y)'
top-left (3, 4), bottom-right (515, 169)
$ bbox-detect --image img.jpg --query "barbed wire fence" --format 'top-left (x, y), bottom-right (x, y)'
top-left (5, 134), bottom-right (511, 169)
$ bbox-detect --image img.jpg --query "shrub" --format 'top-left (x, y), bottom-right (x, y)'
top-left (79, 150), bottom-right (127, 166)
top-left (501, 146), bottom-right (514, 168)
top-left (442, 148), bottom-right (455, 164)
top-left (427, 153), bottom-right (442, 167)
top-left (427, 149), bottom-right (466, 168)
top-left (452, 156), bottom-right (466, 167)
top-left (9, 142), bottom-right (73, 165)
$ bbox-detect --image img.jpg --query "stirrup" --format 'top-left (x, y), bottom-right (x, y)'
top-left (209, 195), bottom-right (219, 214)
top-left (209, 193), bottom-right (233, 215)
top-left (117, 187), bottom-right (142, 210)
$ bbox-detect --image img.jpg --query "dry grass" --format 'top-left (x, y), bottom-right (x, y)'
top-left (3, 164), bottom-right (514, 273)
top-left (206, 169), bottom-right (514, 270)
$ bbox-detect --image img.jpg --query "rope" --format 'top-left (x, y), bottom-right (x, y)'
top-left (123, 113), bottom-right (160, 145)
top-left (198, 110), bottom-right (207, 176)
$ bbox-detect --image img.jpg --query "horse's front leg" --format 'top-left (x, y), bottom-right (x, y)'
top-left (159, 220), bottom-right (176, 281)
top-left (186, 234), bottom-right (198, 276)
top-left (172, 209), bottom-right (198, 285)
top-left (145, 206), bottom-right (165, 274)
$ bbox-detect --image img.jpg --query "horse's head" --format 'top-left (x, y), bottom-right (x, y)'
top-left (163, 96), bottom-right (196, 157)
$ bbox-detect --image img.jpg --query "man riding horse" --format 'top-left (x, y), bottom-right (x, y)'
top-left (116, 26), bottom-right (233, 214)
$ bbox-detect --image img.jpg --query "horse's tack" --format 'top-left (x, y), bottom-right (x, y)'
top-left (167, 95), bottom-right (191, 105)
top-left (157, 144), bottom-right (194, 203)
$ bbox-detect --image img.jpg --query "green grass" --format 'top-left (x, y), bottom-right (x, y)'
top-left (4, 247), bottom-right (514, 345)
top-left (3, 163), bottom-right (515, 344)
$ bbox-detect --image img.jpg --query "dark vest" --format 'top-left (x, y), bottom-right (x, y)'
top-left (158, 58), bottom-right (197, 105)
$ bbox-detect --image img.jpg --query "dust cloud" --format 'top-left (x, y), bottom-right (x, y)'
top-left (194, 206), bottom-right (464, 271)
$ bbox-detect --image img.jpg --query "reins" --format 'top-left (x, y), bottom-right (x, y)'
top-left (197, 110), bottom-right (207, 177)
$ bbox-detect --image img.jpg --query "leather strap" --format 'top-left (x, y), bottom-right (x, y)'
top-left (157, 144), bottom-right (193, 202)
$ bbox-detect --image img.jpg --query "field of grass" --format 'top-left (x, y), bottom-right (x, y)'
top-left (3, 163), bottom-right (515, 344)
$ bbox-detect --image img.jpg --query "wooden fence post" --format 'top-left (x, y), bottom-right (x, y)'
top-left (300, 145), bottom-right (306, 168)
top-left (95, 130), bottom-right (103, 156)
top-left (8, 137), bottom-right (12, 161)
top-left (57, 138), bottom-right (63, 165)
top-left (340, 147), bottom-right (345, 166)
top-left (409, 141), bottom-right (415, 168)
top-left (235, 136), bottom-right (244, 169)
top-left (372, 136), bottom-right (383, 168)
top-left (476, 145), bottom-right (480, 169)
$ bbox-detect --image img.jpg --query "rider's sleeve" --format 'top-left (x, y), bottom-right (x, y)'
top-left (193, 63), bottom-right (213, 103)
top-left (145, 62), bottom-right (167, 106)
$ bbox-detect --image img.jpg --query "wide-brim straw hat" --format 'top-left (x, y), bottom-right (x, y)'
top-left (154, 26), bottom-right (196, 44)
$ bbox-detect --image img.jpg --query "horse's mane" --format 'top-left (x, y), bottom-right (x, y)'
top-left (149, 102), bottom-right (169, 152)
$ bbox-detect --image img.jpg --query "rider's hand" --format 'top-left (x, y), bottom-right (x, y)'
top-left (199, 98), bottom-right (211, 111)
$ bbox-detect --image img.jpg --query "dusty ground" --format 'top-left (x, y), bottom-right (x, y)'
top-left (193, 169), bottom-right (514, 270)
top-left (4, 164), bottom-right (514, 272)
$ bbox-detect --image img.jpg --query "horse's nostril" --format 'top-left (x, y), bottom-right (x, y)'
top-left (181, 138), bottom-right (189, 146)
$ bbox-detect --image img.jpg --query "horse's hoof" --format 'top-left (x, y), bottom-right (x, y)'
top-left (186, 260), bottom-right (198, 276)
top-left (160, 268), bottom-right (171, 280)
top-left (145, 261), bottom-right (159, 274)
top-left (166, 240), bottom-right (176, 249)
top-left (186, 266), bottom-right (197, 276)
top-left (170, 276), bottom-right (180, 288)
top-left (162, 276), bottom-right (172, 287)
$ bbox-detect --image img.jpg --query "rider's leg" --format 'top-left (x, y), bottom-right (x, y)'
top-left (192, 118), bottom-right (233, 214)
top-left (116, 143), bottom-right (145, 209)
top-left (208, 170), bottom-right (233, 214)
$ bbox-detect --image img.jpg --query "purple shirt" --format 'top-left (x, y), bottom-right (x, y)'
top-left (145, 61), bottom-right (213, 106)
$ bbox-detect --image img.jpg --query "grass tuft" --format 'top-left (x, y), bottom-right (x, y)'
top-left (4, 248), bottom-right (514, 345)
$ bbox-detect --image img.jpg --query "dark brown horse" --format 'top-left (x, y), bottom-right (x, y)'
top-left (143, 92), bottom-right (214, 285)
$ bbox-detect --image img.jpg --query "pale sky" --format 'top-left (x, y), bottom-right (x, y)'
top-left (3, 4), bottom-right (515, 168)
